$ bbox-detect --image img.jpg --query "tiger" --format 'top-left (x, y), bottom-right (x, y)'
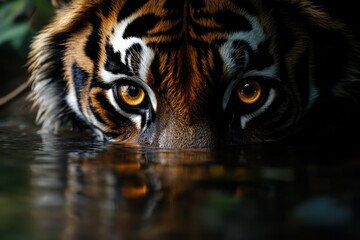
top-left (27, 0), bottom-right (360, 148)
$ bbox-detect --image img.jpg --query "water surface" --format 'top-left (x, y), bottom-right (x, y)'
top-left (1, 116), bottom-right (360, 240)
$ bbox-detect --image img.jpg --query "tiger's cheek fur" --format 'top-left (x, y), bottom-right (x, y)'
top-left (60, 7), bottom-right (140, 141)
top-left (63, 26), bottom-right (93, 120)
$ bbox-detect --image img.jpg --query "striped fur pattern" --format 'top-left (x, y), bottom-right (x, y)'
top-left (28, 0), bottom-right (360, 148)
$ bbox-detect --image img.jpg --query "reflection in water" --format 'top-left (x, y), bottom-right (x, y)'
top-left (26, 133), bottom-right (360, 240)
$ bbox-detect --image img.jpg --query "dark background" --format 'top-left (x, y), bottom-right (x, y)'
top-left (0, 0), bottom-right (54, 119)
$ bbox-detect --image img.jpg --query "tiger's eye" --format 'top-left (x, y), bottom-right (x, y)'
top-left (119, 84), bottom-right (145, 107)
top-left (237, 80), bottom-right (262, 104)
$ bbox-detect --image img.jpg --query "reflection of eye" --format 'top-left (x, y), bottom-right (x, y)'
top-left (116, 83), bottom-right (146, 107)
top-left (237, 79), bottom-right (262, 105)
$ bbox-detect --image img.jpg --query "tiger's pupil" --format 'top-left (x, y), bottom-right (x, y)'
top-left (128, 86), bottom-right (139, 97)
top-left (237, 80), bottom-right (262, 105)
top-left (242, 83), bottom-right (255, 95)
top-left (119, 84), bottom-right (145, 107)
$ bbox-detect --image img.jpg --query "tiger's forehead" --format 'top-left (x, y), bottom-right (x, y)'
top-left (99, 0), bottom-right (273, 115)
top-left (108, 0), bottom-right (266, 45)
top-left (104, 0), bottom-right (270, 78)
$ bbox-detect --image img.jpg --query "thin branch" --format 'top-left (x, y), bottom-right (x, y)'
top-left (0, 82), bottom-right (30, 109)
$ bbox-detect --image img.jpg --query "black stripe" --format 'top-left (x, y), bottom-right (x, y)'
top-left (190, 38), bottom-right (226, 49)
top-left (248, 40), bottom-right (274, 71)
top-left (85, 13), bottom-right (102, 70)
top-left (48, 33), bottom-right (72, 117)
top-left (72, 62), bottom-right (89, 109)
top-left (209, 46), bottom-right (224, 85)
top-left (213, 10), bottom-right (253, 32)
top-left (105, 44), bottom-right (133, 75)
top-left (163, 0), bottom-right (184, 19)
top-left (117, 0), bottom-right (149, 21)
top-left (147, 39), bottom-right (183, 51)
top-left (48, 33), bottom-right (69, 82)
top-left (101, 0), bottom-right (113, 18)
top-left (189, 0), bottom-right (205, 9)
top-left (230, 0), bottom-right (258, 16)
top-left (123, 14), bottom-right (161, 39)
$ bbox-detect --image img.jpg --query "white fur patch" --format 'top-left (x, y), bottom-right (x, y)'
top-left (220, 14), bottom-right (267, 73)
top-left (108, 16), bottom-right (154, 82)
top-left (66, 86), bottom-right (83, 120)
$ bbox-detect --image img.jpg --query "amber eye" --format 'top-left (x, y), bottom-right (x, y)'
top-left (118, 84), bottom-right (145, 107)
top-left (237, 80), bottom-right (262, 105)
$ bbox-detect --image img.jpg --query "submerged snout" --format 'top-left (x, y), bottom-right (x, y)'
top-left (156, 121), bottom-right (217, 149)
top-left (138, 112), bottom-right (220, 149)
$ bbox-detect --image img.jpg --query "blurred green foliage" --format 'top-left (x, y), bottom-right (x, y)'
top-left (0, 0), bottom-right (54, 57)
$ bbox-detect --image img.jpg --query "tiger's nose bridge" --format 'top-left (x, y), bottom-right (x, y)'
top-left (157, 120), bottom-right (217, 148)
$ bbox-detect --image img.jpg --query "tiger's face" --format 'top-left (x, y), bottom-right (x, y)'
top-left (28, 0), bottom-right (359, 148)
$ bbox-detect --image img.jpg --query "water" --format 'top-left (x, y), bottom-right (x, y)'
top-left (1, 116), bottom-right (360, 240)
